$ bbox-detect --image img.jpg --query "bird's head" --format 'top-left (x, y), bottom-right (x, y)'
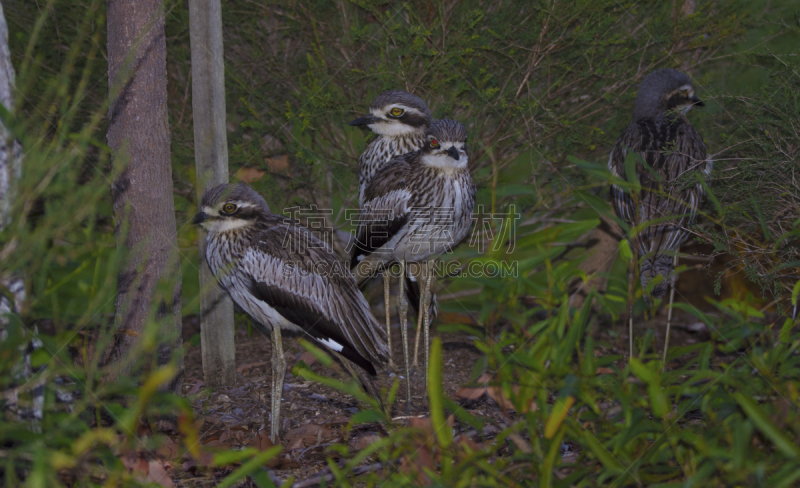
top-left (420, 119), bottom-right (469, 169)
top-left (193, 182), bottom-right (271, 233)
top-left (632, 68), bottom-right (704, 121)
top-left (348, 90), bottom-right (432, 137)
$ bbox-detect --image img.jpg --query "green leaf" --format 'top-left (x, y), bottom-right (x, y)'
top-left (780, 318), bottom-right (794, 343)
top-left (544, 396), bottom-right (574, 439)
top-left (540, 423), bottom-right (567, 488)
top-left (734, 392), bottom-right (800, 458)
top-left (792, 280), bottom-right (800, 306)
top-left (623, 150), bottom-right (641, 193)
top-left (629, 359), bottom-right (668, 419)
top-left (216, 447), bottom-right (281, 488)
top-left (619, 240), bottom-right (633, 261)
top-left (213, 448), bottom-right (261, 466)
top-left (350, 409), bottom-right (385, 425)
top-left (297, 338), bottom-right (333, 367)
top-left (581, 430), bottom-right (623, 472)
top-left (428, 337), bottom-right (452, 449)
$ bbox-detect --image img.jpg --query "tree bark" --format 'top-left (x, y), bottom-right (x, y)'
top-left (107, 0), bottom-right (182, 387)
top-left (189, 0), bottom-right (236, 386)
top-left (0, 2), bottom-right (25, 323)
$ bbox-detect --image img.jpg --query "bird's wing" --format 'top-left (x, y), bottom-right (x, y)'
top-left (243, 220), bottom-right (388, 375)
top-left (349, 154), bottom-right (414, 273)
top-left (610, 119), bottom-right (708, 258)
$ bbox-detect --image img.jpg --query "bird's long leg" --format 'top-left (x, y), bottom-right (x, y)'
top-left (421, 260), bottom-right (435, 388)
top-left (383, 271), bottom-right (395, 371)
top-left (270, 327), bottom-right (286, 443)
top-left (397, 259), bottom-right (411, 414)
top-left (662, 253), bottom-right (678, 372)
top-left (412, 263), bottom-right (425, 371)
top-left (627, 247), bottom-right (636, 360)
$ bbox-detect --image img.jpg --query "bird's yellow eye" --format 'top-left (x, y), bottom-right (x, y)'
top-left (390, 107), bottom-right (404, 117)
top-left (680, 89), bottom-right (690, 98)
top-left (430, 138), bottom-right (439, 147)
top-left (222, 203), bottom-right (237, 214)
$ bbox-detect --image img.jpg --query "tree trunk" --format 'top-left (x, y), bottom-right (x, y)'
top-left (189, 0), bottom-right (236, 387)
top-left (0, 2), bottom-right (25, 323)
top-left (107, 0), bottom-right (182, 388)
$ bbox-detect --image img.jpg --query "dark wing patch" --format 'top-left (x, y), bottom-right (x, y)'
top-left (248, 279), bottom-right (377, 375)
top-left (245, 218), bottom-right (389, 372)
top-left (350, 212), bottom-right (408, 269)
top-left (350, 154), bottom-right (415, 269)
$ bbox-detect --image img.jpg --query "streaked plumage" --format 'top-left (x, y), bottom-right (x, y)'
top-left (609, 68), bottom-right (710, 301)
top-left (349, 89), bottom-right (436, 381)
top-left (351, 119), bottom-right (476, 281)
top-left (609, 68), bottom-right (710, 364)
top-left (351, 119), bottom-right (475, 386)
top-left (351, 90), bottom-right (433, 206)
top-left (195, 183), bottom-right (388, 440)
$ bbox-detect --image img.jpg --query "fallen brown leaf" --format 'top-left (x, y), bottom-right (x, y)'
top-left (284, 423), bottom-right (340, 449)
top-left (121, 452), bottom-right (175, 488)
top-left (295, 351), bottom-right (318, 368)
top-left (250, 430), bottom-right (280, 468)
top-left (235, 166), bottom-right (266, 183)
top-left (156, 439), bottom-right (181, 460)
top-left (266, 154), bottom-right (289, 172)
top-left (400, 445), bottom-right (435, 486)
top-left (349, 432), bottom-right (381, 451)
top-left (596, 367), bottom-right (615, 375)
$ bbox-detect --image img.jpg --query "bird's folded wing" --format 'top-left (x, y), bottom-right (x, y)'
top-left (610, 120), bottom-right (708, 258)
top-left (350, 156), bottom-right (414, 270)
top-left (244, 223), bottom-right (389, 374)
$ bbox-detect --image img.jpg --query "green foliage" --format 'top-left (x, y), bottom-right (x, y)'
top-left (709, 47), bottom-right (800, 309)
top-left (306, 229), bottom-right (800, 486)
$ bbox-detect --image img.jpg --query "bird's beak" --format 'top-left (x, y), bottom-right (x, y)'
top-left (690, 95), bottom-right (704, 107)
top-left (446, 146), bottom-right (460, 160)
top-left (192, 211), bottom-right (208, 225)
top-left (349, 115), bottom-right (379, 127)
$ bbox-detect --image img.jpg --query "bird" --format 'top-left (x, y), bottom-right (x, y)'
top-left (608, 68), bottom-right (710, 367)
top-left (351, 119), bottom-right (476, 396)
top-left (193, 182), bottom-right (389, 441)
top-left (349, 89), bottom-right (437, 375)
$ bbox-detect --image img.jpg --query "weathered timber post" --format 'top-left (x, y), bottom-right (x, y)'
top-left (189, 0), bottom-right (236, 386)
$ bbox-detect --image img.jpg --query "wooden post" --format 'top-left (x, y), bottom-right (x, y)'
top-left (189, 0), bottom-right (236, 386)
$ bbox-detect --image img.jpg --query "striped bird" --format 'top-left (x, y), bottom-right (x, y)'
top-left (609, 68), bottom-right (711, 365)
top-left (351, 119), bottom-right (476, 397)
top-left (349, 89), bottom-right (437, 372)
top-left (194, 183), bottom-right (389, 441)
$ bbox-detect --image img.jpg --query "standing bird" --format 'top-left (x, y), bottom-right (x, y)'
top-left (349, 89), bottom-right (437, 373)
top-left (351, 119), bottom-right (476, 397)
top-left (609, 68), bottom-right (710, 366)
top-left (194, 183), bottom-right (389, 441)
